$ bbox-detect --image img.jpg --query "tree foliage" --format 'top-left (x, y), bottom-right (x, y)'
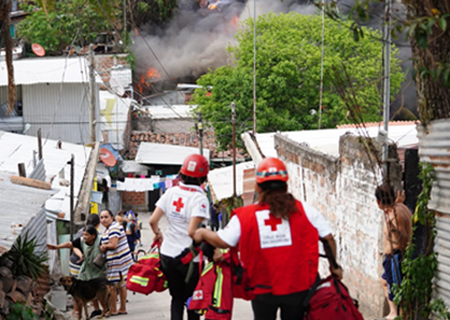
top-left (192, 12), bottom-right (404, 150)
top-left (325, 0), bottom-right (450, 123)
top-left (17, 0), bottom-right (119, 55)
top-left (128, 0), bottom-right (178, 28)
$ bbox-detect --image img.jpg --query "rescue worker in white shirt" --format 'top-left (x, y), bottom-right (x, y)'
top-left (149, 154), bottom-right (210, 320)
top-left (193, 157), bottom-right (343, 320)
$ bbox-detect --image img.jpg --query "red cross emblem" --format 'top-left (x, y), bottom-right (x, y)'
top-left (264, 215), bottom-right (282, 231)
top-left (173, 197), bottom-right (184, 212)
top-left (193, 290), bottom-right (203, 300)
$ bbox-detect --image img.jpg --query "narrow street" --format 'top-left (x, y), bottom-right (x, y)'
top-left (118, 211), bottom-right (254, 320)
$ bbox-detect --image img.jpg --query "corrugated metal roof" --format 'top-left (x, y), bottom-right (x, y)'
top-left (0, 171), bottom-right (54, 251)
top-left (0, 57), bottom-right (102, 86)
top-left (136, 142), bottom-right (210, 165)
top-left (0, 131), bottom-right (92, 220)
top-left (208, 161), bottom-right (254, 201)
top-left (141, 105), bottom-right (196, 119)
top-left (28, 158), bottom-right (46, 181)
top-left (336, 120), bottom-right (419, 129)
top-left (417, 119), bottom-right (450, 309)
top-left (253, 124), bottom-right (418, 158)
top-left (418, 120), bottom-right (450, 215)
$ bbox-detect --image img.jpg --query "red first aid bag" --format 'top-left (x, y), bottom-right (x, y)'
top-left (304, 276), bottom-right (364, 320)
top-left (189, 251), bottom-right (233, 320)
top-left (126, 241), bottom-right (168, 295)
top-left (230, 247), bottom-right (255, 301)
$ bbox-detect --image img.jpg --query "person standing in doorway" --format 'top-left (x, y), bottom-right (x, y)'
top-left (194, 157), bottom-right (342, 320)
top-left (375, 184), bottom-right (412, 320)
top-left (149, 154), bottom-right (210, 320)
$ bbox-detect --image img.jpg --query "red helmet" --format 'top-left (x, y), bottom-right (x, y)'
top-left (256, 157), bottom-right (288, 184)
top-left (180, 154), bottom-right (209, 178)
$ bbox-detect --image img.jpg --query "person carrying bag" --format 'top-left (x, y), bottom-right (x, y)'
top-left (126, 240), bottom-right (168, 295)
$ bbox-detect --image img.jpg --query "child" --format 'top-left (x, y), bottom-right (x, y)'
top-left (135, 212), bottom-right (143, 247)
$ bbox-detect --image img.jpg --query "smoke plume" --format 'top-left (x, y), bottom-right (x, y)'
top-left (132, 0), bottom-right (316, 82)
top-left (132, 0), bottom-right (416, 116)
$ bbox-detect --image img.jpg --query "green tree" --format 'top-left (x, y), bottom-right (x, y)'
top-left (192, 12), bottom-right (404, 149)
top-left (128, 0), bottom-right (178, 28)
top-left (17, 0), bottom-right (118, 55)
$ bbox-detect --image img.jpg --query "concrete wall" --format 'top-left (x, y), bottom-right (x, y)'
top-left (275, 133), bottom-right (402, 318)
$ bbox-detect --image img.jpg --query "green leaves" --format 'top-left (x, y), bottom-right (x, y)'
top-left (17, 0), bottom-right (114, 54)
top-left (192, 12), bottom-right (403, 149)
top-left (4, 231), bottom-right (48, 281)
top-left (392, 163), bottom-right (450, 319)
top-left (8, 303), bottom-right (39, 320)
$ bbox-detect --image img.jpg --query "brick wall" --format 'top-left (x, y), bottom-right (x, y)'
top-left (275, 133), bottom-right (401, 318)
top-left (94, 54), bottom-right (129, 89)
top-left (122, 191), bottom-right (148, 212)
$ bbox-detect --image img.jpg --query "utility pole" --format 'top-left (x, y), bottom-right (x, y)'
top-left (198, 110), bottom-right (203, 156)
top-left (69, 154), bottom-right (75, 240)
top-left (231, 102), bottom-right (237, 208)
top-left (252, 0), bottom-right (257, 134)
top-left (382, 0), bottom-right (391, 179)
top-left (37, 128), bottom-right (43, 160)
top-left (318, 0), bottom-right (325, 130)
top-left (89, 44), bottom-right (96, 143)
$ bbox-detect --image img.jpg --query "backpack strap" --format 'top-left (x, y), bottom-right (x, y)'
top-left (302, 274), bottom-right (321, 308)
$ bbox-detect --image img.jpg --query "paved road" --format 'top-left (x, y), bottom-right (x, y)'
top-left (123, 211), bottom-right (255, 320)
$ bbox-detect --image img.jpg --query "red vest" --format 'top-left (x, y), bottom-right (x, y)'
top-left (234, 200), bottom-right (319, 296)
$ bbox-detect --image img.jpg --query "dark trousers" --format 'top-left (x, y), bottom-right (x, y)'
top-left (251, 291), bottom-right (309, 320)
top-left (161, 254), bottom-right (200, 320)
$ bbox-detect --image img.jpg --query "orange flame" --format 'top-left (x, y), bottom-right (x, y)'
top-left (146, 67), bottom-right (161, 79)
top-left (209, 3), bottom-right (218, 10)
top-left (137, 68), bottom-right (161, 93)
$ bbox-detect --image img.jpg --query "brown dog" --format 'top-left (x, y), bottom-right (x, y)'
top-left (60, 273), bottom-right (124, 319)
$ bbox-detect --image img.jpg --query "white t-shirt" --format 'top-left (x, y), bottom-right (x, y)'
top-left (218, 201), bottom-right (332, 247)
top-left (156, 183), bottom-right (210, 258)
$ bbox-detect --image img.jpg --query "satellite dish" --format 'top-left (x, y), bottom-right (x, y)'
top-left (31, 43), bottom-right (45, 57)
top-left (99, 148), bottom-right (117, 167)
top-left (110, 77), bottom-right (125, 96)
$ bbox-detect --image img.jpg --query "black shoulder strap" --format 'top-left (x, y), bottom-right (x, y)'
top-left (303, 274), bottom-right (321, 308)
top-left (320, 237), bottom-right (340, 269)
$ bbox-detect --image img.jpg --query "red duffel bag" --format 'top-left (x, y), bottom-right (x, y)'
top-left (126, 241), bottom-right (168, 295)
top-left (304, 276), bottom-right (364, 320)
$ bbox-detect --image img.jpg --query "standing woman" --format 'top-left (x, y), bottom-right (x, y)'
top-left (194, 158), bottom-right (342, 320)
top-left (149, 154), bottom-right (210, 320)
top-left (99, 209), bottom-right (133, 316)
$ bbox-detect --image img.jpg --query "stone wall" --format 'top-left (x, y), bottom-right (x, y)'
top-left (275, 133), bottom-right (401, 318)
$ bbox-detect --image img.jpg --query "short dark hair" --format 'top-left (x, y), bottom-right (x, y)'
top-left (375, 183), bottom-right (395, 206)
top-left (84, 225), bottom-right (98, 237)
top-left (86, 214), bottom-right (100, 227)
top-left (180, 173), bottom-right (207, 186)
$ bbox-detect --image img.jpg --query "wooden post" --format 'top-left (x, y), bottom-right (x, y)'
top-left (74, 142), bottom-right (100, 222)
top-left (69, 154), bottom-right (75, 240)
top-left (18, 163), bottom-right (26, 177)
top-left (10, 176), bottom-right (51, 190)
top-left (37, 128), bottom-right (43, 160)
top-left (89, 44), bottom-right (96, 143)
top-left (231, 102), bottom-right (236, 209)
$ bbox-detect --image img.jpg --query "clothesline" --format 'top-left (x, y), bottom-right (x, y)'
top-left (117, 174), bottom-right (180, 192)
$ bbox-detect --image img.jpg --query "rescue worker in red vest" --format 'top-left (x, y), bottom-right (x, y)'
top-left (150, 154), bottom-right (210, 320)
top-left (193, 157), bottom-right (343, 320)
